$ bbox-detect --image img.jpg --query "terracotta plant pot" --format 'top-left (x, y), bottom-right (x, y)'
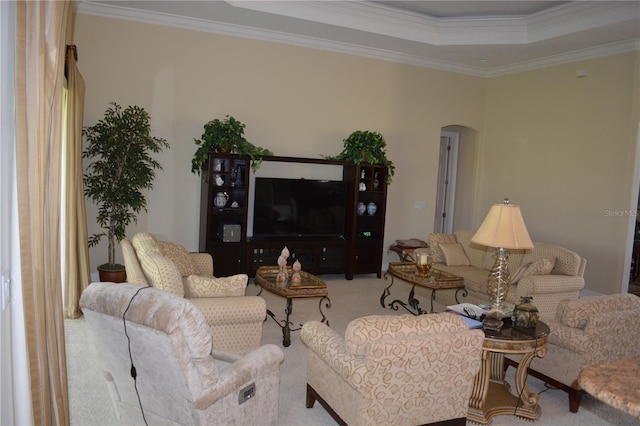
top-left (97, 265), bottom-right (127, 283)
top-left (216, 143), bottom-right (232, 154)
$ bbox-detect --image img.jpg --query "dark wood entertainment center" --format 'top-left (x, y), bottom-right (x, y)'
top-left (199, 154), bottom-right (388, 279)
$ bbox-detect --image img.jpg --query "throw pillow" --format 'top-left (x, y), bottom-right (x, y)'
top-left (131, 232), bottom-right (185, 297)
top-left (429, 233), bottom-right (457, 263)
top-left (511, 263), bottom-right (529, 284)
top-left (524, 257), bottom-right (556, 276)
top-left (131, 232), bottom-right (160, 254)
top-left (184, 275), bottom-right (247, 298)
top-left (439, 243), bottom-right (471, 266)
top-left (158, 241), bottom-right (198, 277)
top-left (512, 258), bottom-right (556, 284)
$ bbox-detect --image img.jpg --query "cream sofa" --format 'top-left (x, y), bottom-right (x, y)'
top-left (507, 293), bottom-right (640, 412)
top-left (301, 313), bottom-right (484, 426)
top-left (429, 229), bottom-right (587, 319)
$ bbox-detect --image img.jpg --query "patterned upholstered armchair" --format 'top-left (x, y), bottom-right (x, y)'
top-left (121, 232), bottom-right (266, 355)
top-left (80, 282), bottom-right (284, 426)
top-left (301, 313), bottom-right (485, 426)
top-left (506, 293), bottom-right (640, 412)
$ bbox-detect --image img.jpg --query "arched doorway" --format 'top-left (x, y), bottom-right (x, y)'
top-left (434, 125), bottom-right (479, 233)
top-left (434, 131), bottom-right (458, 233)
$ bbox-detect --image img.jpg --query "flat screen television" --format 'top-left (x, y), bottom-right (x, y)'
top-left (252, 177), bottom-right (347, 240)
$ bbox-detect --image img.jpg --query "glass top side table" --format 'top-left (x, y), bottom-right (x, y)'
top-left (467, 321), bottom-right (549, 425)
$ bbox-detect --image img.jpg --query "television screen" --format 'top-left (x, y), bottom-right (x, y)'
top-left (253, 177), bottom-right (347, 240)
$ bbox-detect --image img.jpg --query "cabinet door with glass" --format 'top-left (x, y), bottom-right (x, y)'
top-left (199, 154), bottom-right (249, 276)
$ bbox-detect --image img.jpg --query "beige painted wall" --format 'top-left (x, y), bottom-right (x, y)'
top-left (74, 14), bottom-right (487, 272)
top-left (74, 14), bottom-right (640, 294)
top-left (480, 53), bottom-right (640, 294)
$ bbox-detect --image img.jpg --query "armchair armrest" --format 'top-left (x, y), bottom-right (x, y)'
top-left (517, 275), bottom-right (585, 295)
top-left (583, 310), bottom-right (640, 365)
top-left (516, 275), bottom-right (585, 319)
top-left (193, 343), bottom-right (284, 409)
top-left (301, 321), bottom-right (365, 390)
top-left (545, 320), bottom-right (591, 354)
top-left (189, 296), bottom-right (266, 325)
top-left (190, 295), bottom-right (266, 355)
top-left (190, 252), bottom-right (214, 276)
top-left (546, 309), bottom-right (640, 365)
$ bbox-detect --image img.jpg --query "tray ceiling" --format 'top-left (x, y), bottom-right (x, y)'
top-left (76, 1), bottom-right (640, 76)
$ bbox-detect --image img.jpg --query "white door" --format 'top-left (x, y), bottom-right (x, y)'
top-left (434, 131), bottom-right (459, 233)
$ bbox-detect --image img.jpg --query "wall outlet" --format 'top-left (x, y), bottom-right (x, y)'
top-left (414, 201), bottom-right (427, 209)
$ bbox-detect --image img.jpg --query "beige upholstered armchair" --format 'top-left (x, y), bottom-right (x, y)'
top-left (506, 293), bottom-right (640, 412)
top-left (80, 282), bottom-right (284, 426)
top-left (301, 313), bottom-right (485, 426)
top-left (121, 232), bottom-right (265, 355)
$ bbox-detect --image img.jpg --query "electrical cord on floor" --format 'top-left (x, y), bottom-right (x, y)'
top-left (123, 286), bottom-right (151, 426)
top-left (513, 336), bottom-right (540, 415)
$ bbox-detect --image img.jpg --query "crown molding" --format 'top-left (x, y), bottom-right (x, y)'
top-left (226, 1), bottom-right (639, 45)
top-left (76, 1), bottom-right (640, 78)
top-left (226, 1), bottom-right (531, 45)
top-left (486, 39), bottom-right (640, 78)
top-left (525, 1), bottom-right (640, 42)
top-left (75, 1), bottom-right (488, 76)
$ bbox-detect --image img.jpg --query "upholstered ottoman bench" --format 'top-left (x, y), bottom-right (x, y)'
top-left (578, 356), bottom-right (640, 417)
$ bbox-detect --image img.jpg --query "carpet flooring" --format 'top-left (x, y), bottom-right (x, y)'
top-left (66, 275), bottom-right (639, 425)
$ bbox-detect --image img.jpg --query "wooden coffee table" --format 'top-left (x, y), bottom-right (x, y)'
top-left (255, 266), bottom-right (331, 347)
top-left (381, 262), bottom-right (466, 314)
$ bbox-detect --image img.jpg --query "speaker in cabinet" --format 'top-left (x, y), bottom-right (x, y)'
top-left (221, 224), bottom-right (241, 242)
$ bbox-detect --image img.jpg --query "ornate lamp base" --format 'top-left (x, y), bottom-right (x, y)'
top-left (482, 312), bottom-right (505, 332)
top-left (483, 247), bottom-right (512, 332)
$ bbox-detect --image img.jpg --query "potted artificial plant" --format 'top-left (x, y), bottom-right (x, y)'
top-left (191, 115), bottom-right (273, 175)
top-left (83, 102), bottom-right (170, 282)
top-left (328, 130), bottom-right (395, 184)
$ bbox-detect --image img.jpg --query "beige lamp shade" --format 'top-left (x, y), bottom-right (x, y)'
top-left (471, 198), bottom-right (534, 250)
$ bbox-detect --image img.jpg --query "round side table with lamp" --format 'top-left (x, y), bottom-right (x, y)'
top-left (466, 321), bottom-right (549, 425)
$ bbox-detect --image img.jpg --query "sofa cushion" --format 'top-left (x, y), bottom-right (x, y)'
top-left (158, 241), bottom-right (198, 277)
top-left (511, 263), bottom-right (528, 284)
top-left (525, 257), bottom-right (556, 275)
top-left (184, 274), bottom-right (247, 298)
top-left (454, 230), bottom-right (492, 269)
top-left (429, 233), bottom-right (457, 263)
top-left (132, 232), bottom-right (185, 297)
top-left (440, 243), bottom-right (471, 266)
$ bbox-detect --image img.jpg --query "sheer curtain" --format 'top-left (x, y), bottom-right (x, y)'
top-left (63, 45), bottom-right (89, 319)
top-left (14, 1), bottom-right (70, 423)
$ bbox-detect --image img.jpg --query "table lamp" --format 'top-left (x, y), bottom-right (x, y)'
top-left (471, 198), bottom-right (534, 331)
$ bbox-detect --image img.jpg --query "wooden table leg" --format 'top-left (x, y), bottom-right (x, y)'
top-left (467, 343), bottom-right (547, 424)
